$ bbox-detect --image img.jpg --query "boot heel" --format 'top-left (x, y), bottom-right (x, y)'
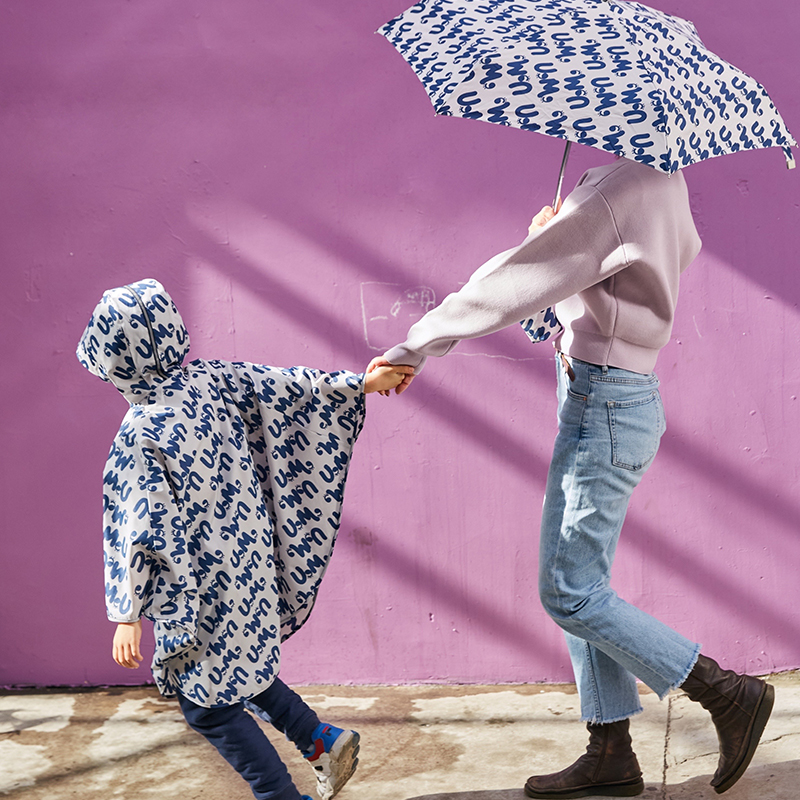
top-left (712, 682), bottom-right (774, 794)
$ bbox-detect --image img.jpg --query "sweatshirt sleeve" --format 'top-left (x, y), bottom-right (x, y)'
top-left (383, 185), bottom-right (629, 371)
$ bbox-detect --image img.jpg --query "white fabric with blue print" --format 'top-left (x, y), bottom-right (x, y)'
top-left (379, 0), bottom-right (796, 172)
top-left (77, 279), bottom-right (366, 707)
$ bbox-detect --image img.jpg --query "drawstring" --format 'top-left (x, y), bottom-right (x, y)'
top-left (560, 351), bottom-right (576, 382)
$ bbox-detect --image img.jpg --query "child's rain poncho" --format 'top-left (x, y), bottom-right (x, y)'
top-left (77, 279), bottom-right (366, 707)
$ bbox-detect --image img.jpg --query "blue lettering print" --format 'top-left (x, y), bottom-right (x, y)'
top-left (580, 41), bottom-right (606, 72)
top-left (104, 330), bottom-right (129, 357)
top-left (86, 280), bottom-right (368, 706)
top-left (507, 57), bottom-right (532, 96)
top-left (564, 71), bottom-right (589, 110)
top-left (107, 558), bottom-right (127, 582)
top-left (318, 451), bottom-right (350, 484)
top-left (208, 646), bottom-right (243, 685)
top-left (607, 45), bottom-right (632, 76)
top-left (534, 62), bottom-right (560, 102)
top-left (552, 31), bottom-right (576, 61)
top-left (275, 459), bottom-right (315, 489)
top-left (278, 480), bottom-right (320, 510)
top-left (514, 103), bottom-right (541, 131)
top-left (487, 98), bottom-right (511, 125)
top-left (289, 553), bottom-right (327, 586)
top-left (205, 618), bottom-right (239, 653)
top-left (602, 126), bottom-right (625, 156)
top-left (105, 582), bottom-right (132, 616)
top-left (591, 76), bottom-right (616, 115)
top-left (281, 504), bottom-right (323, 539)
top-left (323, 485), bottom-right (345, 504)
top-left (273, 430), bottom-right (312, 459)
top-left (479, 58), bottom-right (503, 89)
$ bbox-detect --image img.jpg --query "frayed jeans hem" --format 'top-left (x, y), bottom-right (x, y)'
top-left (582, 704), bottom-right (644, 725)
top-left (657, 644), bottom-right (702, 701)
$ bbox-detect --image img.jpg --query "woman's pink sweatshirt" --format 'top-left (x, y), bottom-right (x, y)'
top-left (384, 158), bottom-right (702, 375)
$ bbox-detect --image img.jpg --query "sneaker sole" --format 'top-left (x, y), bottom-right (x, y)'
top-left (712, 681), bottom-right (775, 794)
top-left (316, 731), bottom-right (360, 800)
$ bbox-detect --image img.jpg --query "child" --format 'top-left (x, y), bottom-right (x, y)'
top-left (77, 278), bottom-right (411, 800)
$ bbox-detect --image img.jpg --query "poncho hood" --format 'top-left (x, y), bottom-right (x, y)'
top-left (77, 278), bottom-right (190, 401)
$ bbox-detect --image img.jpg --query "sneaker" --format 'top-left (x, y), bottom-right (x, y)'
top-left (303, 723), bottom-right (360, 800)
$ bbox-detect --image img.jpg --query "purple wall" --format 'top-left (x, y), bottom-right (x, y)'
top-left (1, 0), bottom-right (798, 689)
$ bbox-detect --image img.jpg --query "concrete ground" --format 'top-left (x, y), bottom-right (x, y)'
top-left (1, 673), bottom-right (798, 800)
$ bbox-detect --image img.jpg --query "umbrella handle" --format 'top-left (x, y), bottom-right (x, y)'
top-left (553, 140), bottom-right (572, 209)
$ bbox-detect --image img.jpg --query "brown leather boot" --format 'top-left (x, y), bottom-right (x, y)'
top-left (680, 654), bottom-right (774, 794)
top-left (524, 719), bottom-right (644, 798)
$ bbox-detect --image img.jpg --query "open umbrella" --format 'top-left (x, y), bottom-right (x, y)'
top-left (378, 0), bottom-right (796, 342)
top-left (378, 0), bottom-right (796, 203)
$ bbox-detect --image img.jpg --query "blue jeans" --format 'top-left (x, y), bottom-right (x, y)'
top-left (179, 678), bottom-right (319, 800)
top-left (538, 355), bottom-right (700, 724)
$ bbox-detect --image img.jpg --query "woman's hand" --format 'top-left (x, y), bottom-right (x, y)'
top-left (528, 197), bottom-right (563, 235)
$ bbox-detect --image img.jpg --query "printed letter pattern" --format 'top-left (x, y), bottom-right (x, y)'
top-left (379, 0), bottom-right (796, 172)
top-left (77, 279), bottom-right (366, 708)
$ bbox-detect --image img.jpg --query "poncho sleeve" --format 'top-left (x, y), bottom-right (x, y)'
top-left (211, 362), bottom-right (367, 448)
top-left (102, 414), bottom-right (197, 641)
top-left (206, 362), bottom-right (367, 637)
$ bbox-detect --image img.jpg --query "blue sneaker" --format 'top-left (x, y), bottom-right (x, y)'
top-left (303, 723), bottom-right (360, 800)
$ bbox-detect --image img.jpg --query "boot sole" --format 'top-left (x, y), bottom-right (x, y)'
top-left (712, 681), bottom-right (775, 794)
top-left (524, 777), bottom-right (645, 799)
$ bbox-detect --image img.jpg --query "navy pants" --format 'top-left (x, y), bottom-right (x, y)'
top-left (178, 678), bottom-right (320, 800)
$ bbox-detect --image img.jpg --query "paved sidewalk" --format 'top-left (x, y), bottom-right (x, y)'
top-left (1, 673), bottom-right (798, 799)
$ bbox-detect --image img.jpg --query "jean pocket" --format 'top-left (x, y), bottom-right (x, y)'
top-left (607, 391), bottom-right (665, 471)
top-left (557, 387), bottom-right (587, 428)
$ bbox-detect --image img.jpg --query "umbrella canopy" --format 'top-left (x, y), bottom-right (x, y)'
top-left (378, 0), bottom-right (796, 175)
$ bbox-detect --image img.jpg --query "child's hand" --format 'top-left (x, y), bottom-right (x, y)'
top-left (528, 197), bottom-right (563, 235)
top-left (113, 620), bottom-right (143, 669)
top-left (364, 360), bottom-right (415, 395)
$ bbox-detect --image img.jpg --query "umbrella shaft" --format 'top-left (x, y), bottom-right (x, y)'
top-left (553, 141), bottom-right (572, 209)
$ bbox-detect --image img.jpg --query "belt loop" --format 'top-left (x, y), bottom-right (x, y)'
top-left (559, 352), bottom-right (576, 382)
top-left (601, 364), bottom-right (609, 375)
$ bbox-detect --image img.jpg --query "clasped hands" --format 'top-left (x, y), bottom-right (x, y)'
top-left (365, 358), bottom-right (415, 396)
top-left (365, 202), bottom-right (561, 398)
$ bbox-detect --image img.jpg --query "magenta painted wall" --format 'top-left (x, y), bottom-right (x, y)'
top-left (1, 0), bottom-right (798, 689)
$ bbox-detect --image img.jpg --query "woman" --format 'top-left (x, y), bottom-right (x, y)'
top-left (372, 157), bottom-right (774, 797)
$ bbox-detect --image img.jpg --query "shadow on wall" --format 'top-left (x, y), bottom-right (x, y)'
top-left (337, 520), bottom-right (555, 660)
top-left (4, 0), bottom-right (798, 688)
top-left (177, 194), bottom-right (800, 672)
top-left (184, 205), bottom-right (555, 475)
top-left (189, 197), bottom-right (800, 623)
top-left (624, 515), bottom-right (800, 643)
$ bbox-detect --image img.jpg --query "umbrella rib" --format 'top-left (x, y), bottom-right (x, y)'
top-left (606, 2), bottom-right (676, 171)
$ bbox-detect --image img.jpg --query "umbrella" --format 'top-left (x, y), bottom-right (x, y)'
top-left (378, 0), bottom-right (797, 206)
top-left (377, 0), bottom-right (796, 344)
